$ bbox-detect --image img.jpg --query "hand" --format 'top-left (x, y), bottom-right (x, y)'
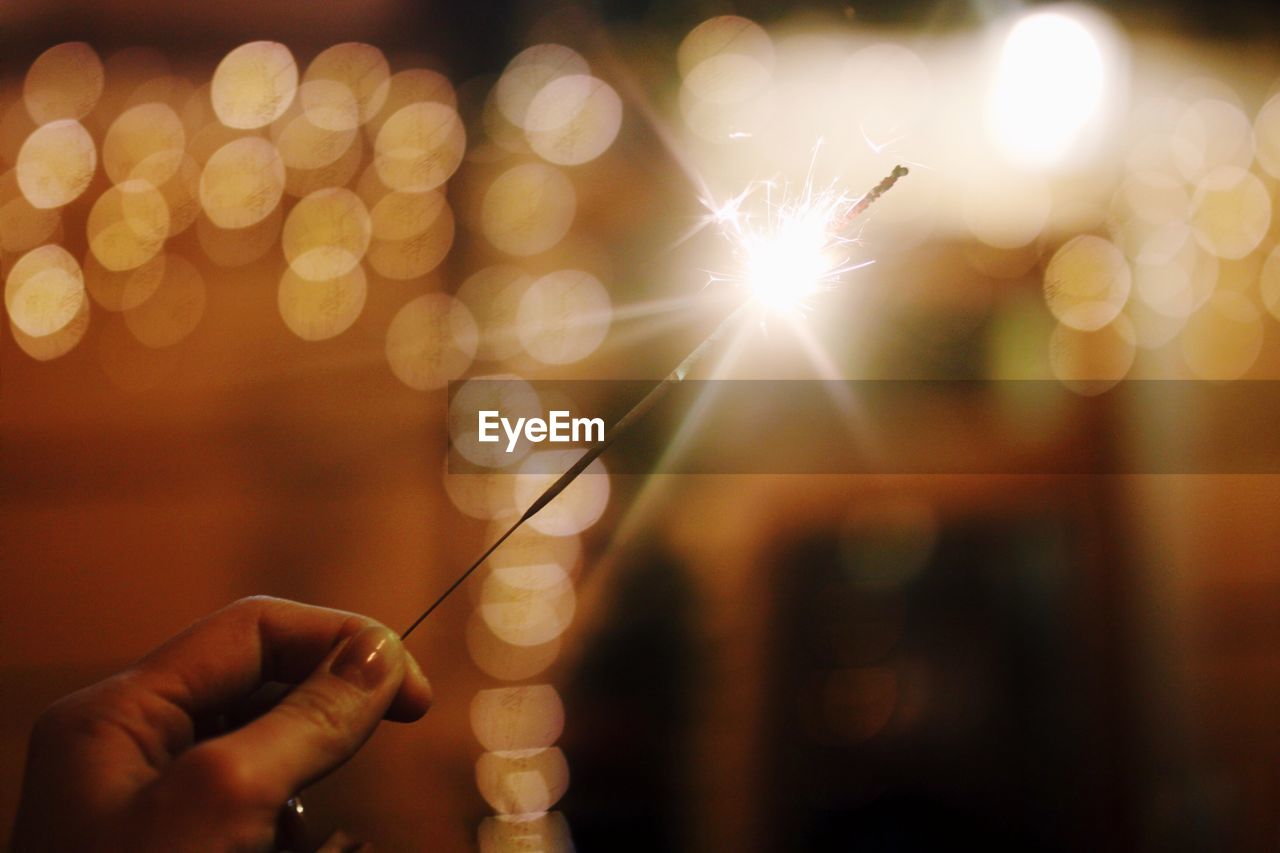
top-left (10, 596), bottom-right (431, 852)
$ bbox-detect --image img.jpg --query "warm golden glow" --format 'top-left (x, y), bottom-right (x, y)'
top-left (1043, 235), bottom-right (1131, 332)
top-left (302, 43), bottom-right (390, 130)
top-left (281, 187), bottom-right (371, 280)
top-left (364, 187), bottom-right (454, 280)
top-left (198, 137), bottom-right (285, 229)
top-left (513, 450), bottom-right (609, 536)
top-left (10, 291), bottom-right (89, 361)
top-left (385, 293), bottom-right (478, 390)
top-left (84, 252), bottom-right (165, 312)
top-left (103, 103), bottom-right (185, 185)
top-left (477, 812), bottom-right (572, 853)
top-left (480, 163), bottom-right (576, 256)
top-left (479, 559), bottom-right (576, 646)
top-left (1049, 315), bottom-right (1136, 394)
top-left (1180, 291), bottom-right (1263, 380)
top-left (449, 375), bottom-right (542, 468)
top-left (516, 270), bottom-right (611, 364)
top-left (494, 44), bottom-right (589, 128)
top-left (470, 685), bottom-right (565, 753)
top-left (122, 254), bottom-right (206, 348)
top-left (987, 9), bottom-right (1110, 168)
top-left (466, 611), bottom-right (562, 682)
top-left (1189, 167), bottom-right (1271, 260)
top-left (87, 180), bottom-right (170, 272)
top-left (23, 42), bottom-right (104, 124)
top-left (196, 204), bottom-right (282, 267)
top-left (524, 75), bottom-right (622, 166)
top-left (475, 748), bottom-right (570, 815)
top-left (0, 172), bottom-right (62, 255)
top-left (210, 41), bottom-right (298, 129)
top-left (458, 266), bottom-right (532, 362)
top-left (373, 102), bottom-right (466, 192)
top-left (5, 244), bottom-right (85, 337)
top-left (271, 98), bottom-right (357, 172)
top-left (16, 119), bottom-right (96, 209)
top-left (443, 456), bottom-right (517, 520)
top-left (277, 264), bottom-right (367, 341)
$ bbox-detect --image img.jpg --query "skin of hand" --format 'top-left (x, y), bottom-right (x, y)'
top-left (9, 596), bottom-right (432, 852)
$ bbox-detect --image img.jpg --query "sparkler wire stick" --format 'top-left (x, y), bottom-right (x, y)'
top-left (399, 304), bottom-right (748, 640)
top-left (400, 165), bottom-right (908, 640)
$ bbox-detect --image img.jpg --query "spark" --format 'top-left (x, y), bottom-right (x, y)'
top-left (699, 163), bottom-right (907, 316)
top-left (861, 124), bottom-right (908, 155)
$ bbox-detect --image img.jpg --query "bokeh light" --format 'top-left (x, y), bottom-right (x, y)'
top-left (1043, 235), bottom-right (1131, 332)
top-left (477, 811), bottom-right (572, 853)
top-left (196, 204), bottom-right (282, 267)
top-left (5, 244), bottom-right (85, 337)
top-left (466, 609), bottom-right (563, 682)
top-left (271, 96), bottom-right (358, 172)
top-left (457, 266), bottom-right (532, 362)
top-left (481, 163), bottom-right (575, 256)
top-left (444, 456), bottom-right (517, 520)
top-left (374, 101), bottom-right (466, 192)
top-left (301, 43), bottom-right (390, 131)
top-left (211, 41), bottom-right (298, 130)
top-left (198, 136), bottom-right (285, 229)
top-left (23, 42), bottom-right (104, 124)
top-left (1255, 91), bottom-right (1280, 179)
top-left (1171, 99), bottom-right (1254, 183)
top-left (1049, 313), bottom-right (1136, 395)
top-left (17, 119), bottom-right (96, 209)
top-left (122, 254), bottom-right (205, 348)
top-left (277, 264), bottom-right (367, 341)
top-left (449, 375), bottom-right (542, 468)
top-left (513, 450), bottom-right (608, 537)
top-left (1259, 245), bottom-right (1280, 322)
top-left (484, 520), bottom-right (580, 576)
top-left (87, 180), bottom-right (170, 271)
top-left (0, 170), bottom-right (62, 254)
top-left (1180, 290), bottom-right (1263, 379)
top-left (986, 8), bottom-right (1113, 168)
top-left (10, 290), bottom-right (89, 361)
top-left (1132, 237), bottom-right (1218, 320)
top-left (1189, 167), bottom-right (1271, 260)
top-left (103, 103), bottom-right (185, 185)
top-left (524, 75), bottom-right (622, 166)
top-left (364, 184), bottom-right (454, 280)
top-left (494, 44), bottom-right (589, 129)
top-left (281, 187), bottom-right (371, 280)
top-left (471, 685), bottom-right (565, 753)
top-left (367, 68), bottom-right (457, 142)
top-left (83, 251), bottom-right (164, 312)
top-left (475, 748), bottom-right (570, 816)
top-left (516, 269), bottom-right (611, 364)
top-left (480, 558), bottom-right (577, 647)
top-left (385, 293), bottom-right (478, 390)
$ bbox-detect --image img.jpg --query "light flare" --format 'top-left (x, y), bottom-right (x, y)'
top-left (701, 164), bottom-right (904, 315)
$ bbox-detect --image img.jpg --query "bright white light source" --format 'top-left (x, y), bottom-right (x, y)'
top-left (742, 210), bottom-right (834, 311)
top-left (987, 8), bottom-right (1110, 168)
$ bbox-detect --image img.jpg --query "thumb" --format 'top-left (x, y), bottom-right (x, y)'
top-left (184, 624), bottom-right (411, 803)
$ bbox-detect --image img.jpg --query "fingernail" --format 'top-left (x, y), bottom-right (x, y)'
top-left (330, 626), bottom-right (398, 691)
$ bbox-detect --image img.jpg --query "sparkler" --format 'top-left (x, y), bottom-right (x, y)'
top-left (400, 164), bottom-right (908, 640)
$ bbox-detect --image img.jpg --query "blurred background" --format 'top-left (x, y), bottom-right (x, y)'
top-left (3, 0), bottom-right (1280, 850)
